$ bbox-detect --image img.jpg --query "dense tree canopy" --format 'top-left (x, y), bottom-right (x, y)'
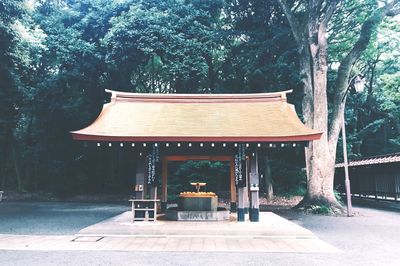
top-left (0, 0), bottom-right (398, 198)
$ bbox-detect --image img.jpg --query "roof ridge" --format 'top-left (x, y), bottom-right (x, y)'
top-left (105, 89), bottom-right (292, 103)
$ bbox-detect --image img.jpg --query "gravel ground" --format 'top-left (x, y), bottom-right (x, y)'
top-left (0, 202), bottom-right (127, 235)
top-left (276, 206), bottom-right (400, 265)
top-left (0, 202), bottom-right (399, 266)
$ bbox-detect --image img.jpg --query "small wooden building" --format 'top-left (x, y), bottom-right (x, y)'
top-left (71, 90), bottom-right (321, 221)
top-left (335, 153), bottom-right (400, 201)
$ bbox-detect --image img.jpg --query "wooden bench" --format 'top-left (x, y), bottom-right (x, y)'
top-left (129, 199), bottom-right (159, 222)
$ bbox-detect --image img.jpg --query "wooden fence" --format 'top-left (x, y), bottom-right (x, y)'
top-left (334, 163), bottom-right (400, 201)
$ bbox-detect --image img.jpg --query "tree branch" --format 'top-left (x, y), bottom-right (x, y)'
top-left (384, 0), bottom-right (400, 16)
top-left (321, 0), bottom-right (340, 26)
top-left (277, 0), bottom-right (303, 46)
top-left (328, 0), bottom-right (400, 147)
top-left (386, 7), bottom-right (400, 16)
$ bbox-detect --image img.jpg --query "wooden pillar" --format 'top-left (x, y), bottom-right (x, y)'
top-left (249, 150), bottom-right (260, 222)
top-left (161, 156), bottom-right (168, 212)
top-left (149, 186), bottom-right (157, 200)
top-left (237, 156), bottom-right (248, 222)
top-left (358, 170), bottom-right (362, 198)
top-left (395, 174), bottom-right (399, 201)
top-left (374, 173), bottom-right (378, 200)
top-left (394, 166), bottom-right (399, 201)
top-left (230, 158), bottom-right (237, 212)
top-left (244, 158), bottom-right (250, 213)
top-left (237, 187), bottom-right (246, 221)
top-left (135, 156), bottom-right (145, 199)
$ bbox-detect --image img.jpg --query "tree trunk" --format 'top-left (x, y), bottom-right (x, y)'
top-left (33, 157), bottom-right (39, 191)
top-left (12, 143), bottom-right (24, 192)
top-left (0, 146), bottom-right (6, 189)
top-left (300, 67), bottom-right (341, 209)
top-left (0, 140), bottom-right (9, 189)
top-left (302, 142), bottom-right (338, 208)
top-left (264, 154), bottom-right (273, 200)
top-left (299, 19), bottom-right (342, 210)
top-left (204, 53), bottom-right (215, 92)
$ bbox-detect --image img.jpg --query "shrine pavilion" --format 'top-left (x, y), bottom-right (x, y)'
top-left (71, 90), bottom-right (321, 222)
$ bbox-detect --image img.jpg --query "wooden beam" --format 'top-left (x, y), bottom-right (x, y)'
top-left (165, 155), bottom-right (233, 162)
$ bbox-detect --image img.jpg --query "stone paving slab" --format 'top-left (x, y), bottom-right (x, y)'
top-left (0, 234), bottom-right (338, 253)
top-left (78, 212), bottom-right (315, 237)
top-left (0, 212), bottom-right (339, 253)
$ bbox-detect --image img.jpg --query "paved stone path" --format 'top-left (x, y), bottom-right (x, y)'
top-left (0, 234), bottom-right (337, 253)
top-left (0, 212), bottom-right (339, 253)
top-left (79, 211), bottom-right (315, 237)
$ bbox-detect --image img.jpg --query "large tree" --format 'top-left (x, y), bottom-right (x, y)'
top-left (277, 0), bottom-right (400, 210)
top-left (0, 0), bottom-right (35, 190)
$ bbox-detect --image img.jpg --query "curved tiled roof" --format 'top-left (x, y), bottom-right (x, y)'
top-left (71, 90), bottom-right (322, 142)
top-left (336, 153), bottom-right (400, 168)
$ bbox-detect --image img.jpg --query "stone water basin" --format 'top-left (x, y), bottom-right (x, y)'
top-left (166, 192), bottom-right (230, 221)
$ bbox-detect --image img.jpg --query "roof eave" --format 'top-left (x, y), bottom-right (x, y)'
top-left (71, 132), bottom-right (323, 142)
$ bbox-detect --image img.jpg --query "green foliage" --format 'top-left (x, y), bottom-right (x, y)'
top-left (222, 0), bottom-right (300, 94)
top-left (167, 161), bottom-right (230, 201)
top-left (308, 204), bottom-right (332, 215)
top-left (0, 0), bottom-right (398, 195)
top-left (264, 149), bottom-right (307, 197)
top-left (330, 2), bottom-right (400, 160)
top-left (102, 0), bottom-right (224, 93)
top-left (334, 189), bottom-right (344, 205)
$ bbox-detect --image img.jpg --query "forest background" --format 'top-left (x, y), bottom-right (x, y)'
top-left (1, 0), bottom-right (399, 198)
